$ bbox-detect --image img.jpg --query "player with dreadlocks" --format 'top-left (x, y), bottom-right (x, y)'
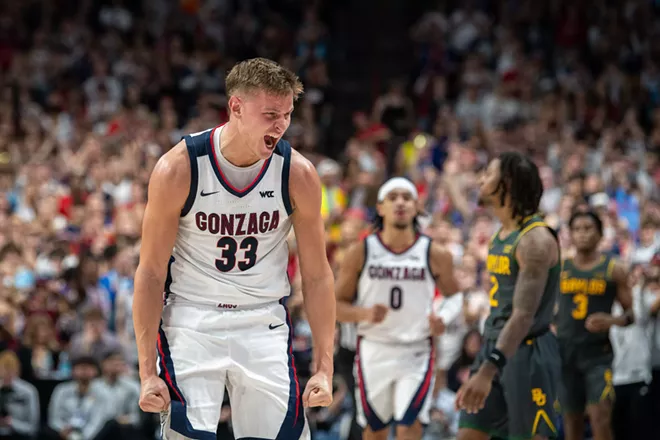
top-left (456, 152), bottom-right (562, 440)
top-left (335, 177), bottom-right (462, 440)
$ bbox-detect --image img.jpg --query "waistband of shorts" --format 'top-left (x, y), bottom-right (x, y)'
top-left (164, 296), bottom-right (282, 312)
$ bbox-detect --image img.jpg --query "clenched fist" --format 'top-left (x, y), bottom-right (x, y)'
top-left (303, 371), bottom-right (333, 408)
top-left (585, 312), bottom-right (615, 333)
top-left (139, 376), bottom-right (171, 413)
top-left (368, 304), bottom-right (389, 324)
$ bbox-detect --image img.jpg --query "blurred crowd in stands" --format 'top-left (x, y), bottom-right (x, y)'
top-left (0, 0), bottom-right (658, 439)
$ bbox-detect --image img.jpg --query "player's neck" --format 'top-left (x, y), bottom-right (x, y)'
top-left (495, 208), bottom-right (519, 234)
top-left (219, 121), bottom-right (261, 167)
top-left (573, 249), bottom-right (601, 267)
top-left (378, 227), bottom-right (417, 252)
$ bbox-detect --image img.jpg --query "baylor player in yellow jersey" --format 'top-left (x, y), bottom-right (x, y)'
top-left (457, 152), bottom-right (561, 440)
top-left (557, 211), bottom-right (632, 440)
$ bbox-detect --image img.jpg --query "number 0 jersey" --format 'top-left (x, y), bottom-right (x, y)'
top-left (356, 233), bottom-right (437, 344)
top-left (166, 125), bottom-right (294, 308)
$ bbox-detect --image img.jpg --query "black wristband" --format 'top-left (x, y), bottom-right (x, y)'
top-left (486, 348), bottom-right (507, 373)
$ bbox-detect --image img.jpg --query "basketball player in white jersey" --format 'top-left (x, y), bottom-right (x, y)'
top-left (132, 58), bottom-right (335, 440)
top-left (335, 177), bottom-right (463, 440)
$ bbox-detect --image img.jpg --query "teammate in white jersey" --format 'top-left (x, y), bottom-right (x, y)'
top-left (335, 177), bottom-right (462, 440)
top-left (133, 58), bottom-right (336, 440)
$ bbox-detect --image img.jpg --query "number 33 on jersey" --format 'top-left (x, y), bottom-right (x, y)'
top-left (165, 126), bottom-right (294, 309)
top-left (356, 234), bottom-right (437, 343)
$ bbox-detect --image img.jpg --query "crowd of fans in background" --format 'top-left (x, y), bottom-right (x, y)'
top-left (0, 0), bottom-right (658, 439)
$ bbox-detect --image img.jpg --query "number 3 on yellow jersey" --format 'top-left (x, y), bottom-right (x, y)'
top-left (489, 275), bottom-right (499, 307)
top-left (572, 293), bottom-right (588, 320)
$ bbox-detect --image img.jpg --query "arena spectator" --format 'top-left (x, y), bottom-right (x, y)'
top-left (639, 257), bottom-right (660, 429)
top-left (610, 281), bottom-right (654, 439)
top-left (68, 307), bottom-right (122, 365)
top-left (0, 350), bottom-right (40, 440)
top-left (16, 313), bottom-right (65, 382)
top-left (94, 350), bottom-right (143, 440)
top-left (318, 158), bottom-right (348, 244)
top-left (45, 356), bottom-right (110, 440)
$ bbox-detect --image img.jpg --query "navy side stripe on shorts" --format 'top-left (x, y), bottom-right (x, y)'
top-left (273, 140), bottom-right (293, 216)
top-left (163, 256), bottom-right (175, 305)
top-left (157, 325), bottom-right (217, 440)
top-left (356, 337), bottom-right (388, 430)
top-left (274, 300), bottom-right (306, 439)
top-left (399, 337), bottom-right (435, 425)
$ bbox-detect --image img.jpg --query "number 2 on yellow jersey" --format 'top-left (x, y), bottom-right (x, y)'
top-left (489, 275), bottom-right (499, 307)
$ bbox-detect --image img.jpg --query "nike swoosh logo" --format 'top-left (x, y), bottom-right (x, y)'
top-left (200, 190), bottom-right (220, 197)
top-left (269, 323), bottom-right (285, 330)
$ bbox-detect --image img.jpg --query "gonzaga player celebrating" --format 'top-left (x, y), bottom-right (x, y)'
top-left (133, 58), bottom-right (336, 440)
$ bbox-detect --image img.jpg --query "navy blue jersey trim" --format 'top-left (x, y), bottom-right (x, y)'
top-left (352, 237), bottom-right (369, 304)
top-left (180, 134), bottom-right (206, 217)
top-left (359, 237), bottom-right (369, 277)
top-left (164, 256), bottom-right (175, 304)
top-left (273, 140), bottom-right (293, 215)
top-left (425, 236), bottom-right (437, 280)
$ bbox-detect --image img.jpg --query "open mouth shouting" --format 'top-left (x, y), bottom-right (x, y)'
top-left (264, 135), bottom-right (277, 150)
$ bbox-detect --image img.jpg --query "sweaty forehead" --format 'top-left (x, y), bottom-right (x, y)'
top-left (245, 90), bottom-right (294, 112)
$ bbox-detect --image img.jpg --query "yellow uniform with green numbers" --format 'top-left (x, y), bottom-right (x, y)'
top-left (458, 215), bottom-right (561, 440)
top-left (556, 255), bottom-right (617, 413)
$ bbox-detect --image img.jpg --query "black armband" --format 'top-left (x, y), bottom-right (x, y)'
top-left (486, 348), bottom-right (507, 373)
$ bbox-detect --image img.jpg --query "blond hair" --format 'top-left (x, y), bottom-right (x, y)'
top-left (225, 58), bottom-right (304, 100)
top-left (23, 314), bottom-right (59, 351)
top-left (0, 351), bottom-right (20, 376)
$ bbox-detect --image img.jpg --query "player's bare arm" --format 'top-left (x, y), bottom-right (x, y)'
top-left (489, 227), bottom-right (557, 361)
top-left (335, 240), bottom-right (365, 321)
top-left (289, 150), bottom-right (335, 406)
top-left (335, 240), bottom-right (388, 324)
top-left (587, 261), bottom-right (634, 332)
top-left (613, 261), bottom-right (633, 315)
top-left (429, 242), bottom-right (460, 296)
top-left (133, 142), bottom-right (189, 412)
top-left (428, 241), bottom-right (461, 335)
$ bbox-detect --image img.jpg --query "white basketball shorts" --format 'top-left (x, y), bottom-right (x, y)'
top-left (156, 300), bottom-right (309, 440)
top-left (354, 337), bottom-right (435, 431)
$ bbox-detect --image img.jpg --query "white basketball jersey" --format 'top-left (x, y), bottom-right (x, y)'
top-left (166, 125), bottom-right (293, 308)
top-left (356, 234), bottom-right (437, 343)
